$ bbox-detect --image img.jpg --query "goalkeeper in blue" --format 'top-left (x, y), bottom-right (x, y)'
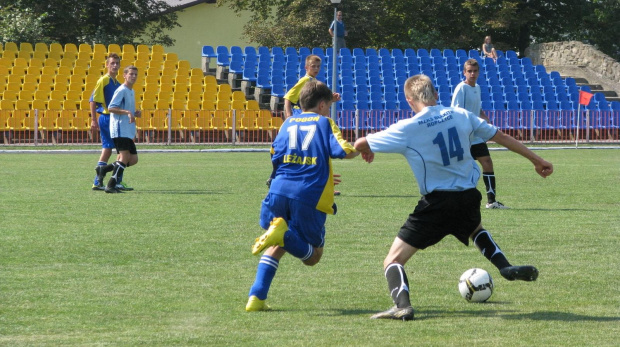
top-left (246, 81), bottom-right (359, 312)
top-left (354, 75), bottom-right (553, 321)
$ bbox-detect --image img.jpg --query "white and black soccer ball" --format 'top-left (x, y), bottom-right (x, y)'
top-left (458, 268), bottom-right (494, 302)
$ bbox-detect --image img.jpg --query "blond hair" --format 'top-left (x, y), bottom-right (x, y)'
top-left (404, 74), bottom-right (436, 104)
top-left (305, 54), bottom-right (322, 66)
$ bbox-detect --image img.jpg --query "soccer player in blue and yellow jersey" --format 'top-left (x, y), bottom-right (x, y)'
top-left (246, 81), bottom-right (359, 312)
top-left (354, 75), bottom-right (553, 320)
top-left (89, 53), bottom-right (132, 191)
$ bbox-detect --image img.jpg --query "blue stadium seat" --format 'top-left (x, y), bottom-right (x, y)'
top-left (532, 99), bottom-right (545, 110)
top-left (256, 73), bottom-right (272, 89)
top-left (521, 57), bottom-right (533, 66)
top-left (242, 65), bottom-right (257, 82)
top-left (312, 47), bottom-right (325, 57)
top-left (340, 99), bottom-right (355, 111)
top-left (507, 100), bottom-right (520, 110)
top-left (404, 48), bottom-right (416, 58)
top-left (443, 49), bottom-right (455, 58)
top-left (580, 85), bottom-right (592, 93)
top-left (392, 48), bottom-right (404, 58)
top-left (417, 49), bottom-right (430, 57)
top-left (546, 101), bottom-right (559, 110)
top-left (258, 46), bottom-right (270, 55)
top-left (430, 48), bottom-right (442, 57)
top-left (521, 100), bottom-right (533, 110)
top-left (216, 52), bottom-right (230, 67)
top-left (468, 49), bottom-right (481, 59)
top-left (216, 45), bottom-right (230, 57)
top-left (202, 45), bottom-right (216, 58)
top-left (271, 46), bottom-right (284, 57)
top-left (230, 46), bottom-right (242, 56)
top-left (299, 47), bottom-right (310, 56)
top-left (455, 49), bottom-right (467, 58)
top-left (611, 101), bottom-right (620, 110)
top-left (378, 48), bottom-right (391, 58)
top-left (352, 47), bottom-right (365, 57)
top-left (366, 48), bottom-right (377, 57)
top-left (505, 50), bottom-right (518, 59)
top-left (229, 59), bottom-right (243, 75)
top-left (594, 92), bottom-right (607, 103)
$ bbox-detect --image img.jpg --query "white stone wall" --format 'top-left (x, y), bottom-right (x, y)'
top-left (525, 41), bottom-right (620, 92)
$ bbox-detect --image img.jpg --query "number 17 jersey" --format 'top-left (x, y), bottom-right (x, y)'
top-left (366, 105), bottom-right (498, 196)
top-left (269, 112), bottom-right (355, 215)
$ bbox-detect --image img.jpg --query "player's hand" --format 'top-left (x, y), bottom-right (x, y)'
top-left (134, 110), bottom-right (141, 118)
top-left (332, 92), bottom-right (341, 102)
top-left (333, 174), bottom-right (341, 185)
top-left (129, 113), bottom-right (135, 124)
top-left (91, 119), bottom-right (99, 130)
top-left (361, 152), bottom-right (374, 163)
top-left (535, 160), bottom-right (553, 178)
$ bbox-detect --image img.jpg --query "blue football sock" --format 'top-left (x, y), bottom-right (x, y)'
top-left (283, 229), bottom-right (314, 261)
top-left (249, 255), bottom-right (279, 300)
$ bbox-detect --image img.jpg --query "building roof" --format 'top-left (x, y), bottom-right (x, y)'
top-left (163, 0), bottom-right (215, 11)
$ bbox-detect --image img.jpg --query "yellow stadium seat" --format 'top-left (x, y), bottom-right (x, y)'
top-left (231, 91), bottom-right (246, 101)
top-left (203, 75), bottom-right (217, 85)
top-left (0, 57), bottom-right (12, 67)
top-left (187, 99), bottom-right (200, 110)
top-left (15, 99), bottom-right (31, 110)
top-left (0, 99), bottom-right (14, 110)
top-left (73, 110), bottom-right (91, 131)
top-left (189, 83), bottom-right (203, 93)
top-left (47, 99), bottom-right (63, 110)
top-left (49, 43), bottom-right (63, 60)
top-left (78, 43), bottom-right (92, 53)
top-left (42, 66), bottom-right (57, 76)
top-left (26, 66), bottom-right (41, 76)
top-left (32, 51), bottom-right (47, 60)
top-left (2, 51), bottom-right (16, 61)
top-left (55, 110), bottom-right (75, 131)
top-left (4, 42), bottom-right (18, 51)
top-left (32, 99), bottom-right (47, 110)
top-left (29, 57), bottom-right (43, 68)
top-left (35, 42), bottom-right (49, 53)
top-left (136, 51), bottom-right (149, 62)
top-left (231, 100), bottom-right (245, 110)
top-left (84, 81), bottom-right (96, 93)
top-left (217, 90), bottom-right (231, 102)
top-left (140, 98), bottom-right (157, 110)
top-left (174, 75), bottom-right (188, 86)
top-left (77, 51), bottom-right (91, 61)
top-left (270, 116), bottom-right (283, 129)
top-left (164, 52), bottom-right (178, 62)
top-left (66, 90), bottom-right (81, 100)
top-left (246, 100), bottom-right (260, 110)
top-left (177, 60), bottom-right (191, 71)
top-left (218, 84), bottom-right (232, 93)
top-left (14, 57), bottom-right (29, 68)
top-left (59, 57), bottom-right (75, 68)
top-left (201, 100), bottom-right (216, 110)
top-left (50, 90), bottom-right (66, 100)
top-left (159, 83), bottom-right (174, 94)
top-left (43, 57), bottom-right (58, 67)
top-left (57, 66), bottom-right (71, 75)
top-left (10, 66), bottom-right (27, 76)
top-left (136, 44), bottom-right (149, 54)
top-left (187, 90), bottom-right (201, 102)
top-left (17, 50), bottom-right (32, 60)
top-left (79, 99), bottom-right (90, 110)
top-left (64, 43), bottom-right (78, 53)
top-left (5, 83), bottom-right (20, 93)
top-left (8, 75), bottom-right (23, 84)
top-left (122, 44), bottom-right (136, 57)
top-left (173, 90), bottom-right (187, 101)
top-left (34, 90), bottom-right (50, 101)
top-left (63, 99), bottom-right (79, 110)
top-left (87, 66), bottom-right (103, 77)
top-left (74, 58), bottom-right (89, 68)
top-left (203, 90), bottom-right (217, 102)
top-left (20, 42), bottom-right (34, 53)
top-left (216, 99), bottom-right (230, 110)
top-left (156, 99), bottom-right (170, 110)
top-left (108, 44), bottom-right (121, 55)
top-left (19, 89), bottom-right (35, 100)
top-left (54, 74), bottom-right (70, 85)
top-left (151, 44), bottom-right (165, 55)
top-left (93, 43), bottom-right (106, 54)
top-left (159, 74), bottom-right (174, 86)
top-left (23, 74), bottom-right (39, 84)
top-left (171, 99), bottom-right (186, 110)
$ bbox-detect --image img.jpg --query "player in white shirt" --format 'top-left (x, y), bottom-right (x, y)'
top-left (95, 65), bottom-right (141, 194)
top-left (354, 74), bottom-right (553, 320)
top-left (452, 58), bottom-right (508, 209)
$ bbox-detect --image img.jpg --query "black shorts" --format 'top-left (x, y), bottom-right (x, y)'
top-left (113, 137), bottom-right (137, 155)
top-left (397, 189), bottom-right (482, 249)
top-left (470, 142), bottom-right (490, 159)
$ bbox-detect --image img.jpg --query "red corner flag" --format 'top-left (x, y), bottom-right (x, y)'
top-left (579, 91), bottom-right (594, 106)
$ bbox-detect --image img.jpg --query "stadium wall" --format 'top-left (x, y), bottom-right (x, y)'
top-left (161, 3), bottom-right (256, 69)
top-left (526, 41), bottom-right (620, 94)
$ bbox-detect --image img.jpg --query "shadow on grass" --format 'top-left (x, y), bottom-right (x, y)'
top-left (509, 208), bottom-right (599, 212)
top-left (134, 190), bottom-right (226, 195)
top-left (322, 306), bottom-right (619, 322)
top-left (348, 195), bottom-right (418, 199)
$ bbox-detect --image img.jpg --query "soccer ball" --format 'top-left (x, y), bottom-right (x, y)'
top-left (458, 268), bottom-right (494, 302)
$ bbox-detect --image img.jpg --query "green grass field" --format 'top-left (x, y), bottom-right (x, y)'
top-left (0, 148), bottom-right (618, 346)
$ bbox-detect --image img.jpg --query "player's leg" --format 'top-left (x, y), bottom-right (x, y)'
top-left (472, 143), bottom-right (508, 209)
top-left (93, 115), bottom-right (113, 190)
top-left (246, 246), bottom-right (286, 311)
top-left (370, 237), bottom-right (417, 321)
top-left (470, 226), bottom-right (538, 281)
top-left (105, 139), bottom-right (130, 193)
top-left (116, 143), bottom-right (138, 191)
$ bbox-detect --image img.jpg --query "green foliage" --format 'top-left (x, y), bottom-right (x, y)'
top-left (219, 0), bottom-right (618, 61)
top-left (0, 0), bottom-right (179, 46)
top-left (0, 149), bottom-right (619, 345)
top-left (0, 5), bottom-right (49, 43)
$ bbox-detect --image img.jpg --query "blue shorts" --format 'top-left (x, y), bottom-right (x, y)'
top-left (98, 114), bottom-right (114, 149)
top-left (259, 193), bottom-right (326, 248)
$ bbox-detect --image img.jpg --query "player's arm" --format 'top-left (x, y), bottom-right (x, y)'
top-left (284, 98), bottom-right (293, 118)
top-left (90, 100), bottom-right (98, 130)
top-left (490, 130), bottom-right (553, 178)
top-left (353, 137), bottom-right (375, 163)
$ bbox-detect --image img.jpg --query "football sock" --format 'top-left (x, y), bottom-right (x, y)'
top-left (107, 161), bottom-right (126, 188)
top-left (483, 172), bottom-right (496, 203)
top-left (473, 229), bottom-right (511, 270)
top-left (248, 255), bottom-right (279, 300)
top-left (94, 161), bottom-right (107, 185)
top-left (385, 263), bottom-right (412, 308)
top-left (282, 229), bottom-right (314, 261)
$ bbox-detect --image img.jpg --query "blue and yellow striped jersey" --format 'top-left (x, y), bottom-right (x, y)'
top-left (90, 74), bottom-right (121, 115)
top-left (269, 112), bottom-right (355, 214)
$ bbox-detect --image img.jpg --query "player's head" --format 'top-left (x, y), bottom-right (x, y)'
top-left (106, 53), bottom-right (121, 76)
top-left (463, 58), bottom-right (480, 86)
top-left (336, 11), bottom-right (343, 20)
top-left (304, 55), bottom-right (322, 78)
top-left (123, 65), bottom-right (139, 86)
top-left (485, 35), bottom-right (492, 43)
top-left (404, 74), bottom-right (437, 106)
top-left (299, 80), bottom-right (333, 115)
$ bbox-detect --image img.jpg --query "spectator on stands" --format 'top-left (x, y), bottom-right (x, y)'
top-left (329, 11), bottom-right (348, 53)
top-left (482, 36), bottom-right (498, 62)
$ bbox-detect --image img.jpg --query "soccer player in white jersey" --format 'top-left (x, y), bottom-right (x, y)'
top-left (354, 74), bottom-right (553, 320)
top-left (452, 58), bottom-right (508, 209)
top-left (95, 65), bottom-right (141, 194)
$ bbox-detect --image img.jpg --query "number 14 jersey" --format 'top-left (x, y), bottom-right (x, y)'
top-left (366, 105), bottom-right (498, 195)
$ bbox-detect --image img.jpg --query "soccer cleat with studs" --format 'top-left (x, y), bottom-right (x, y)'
top-left (251, 217), bottom-right (287, 255)
top-left (486, 201), bottom-right (509, 209)
top-left (92, 183), bottom-right (104, 191)
top-left (500, 265), bottom-right (539, 281)
top-left (116, 181), bottom-right (134, 191)
top-left (370, 306), bottom-right (414, 321)
top-left (245, 295), bottom-right (272, 312)
top-left (95, 166), bottom-right (107, 188)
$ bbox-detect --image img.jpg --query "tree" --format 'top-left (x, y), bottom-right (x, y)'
top-left (580, 0), bottom-right (620, 60)
top-left (0, 0), bottom-right (179, 46)
top-left (0, 5), bottom-right (49, 43)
